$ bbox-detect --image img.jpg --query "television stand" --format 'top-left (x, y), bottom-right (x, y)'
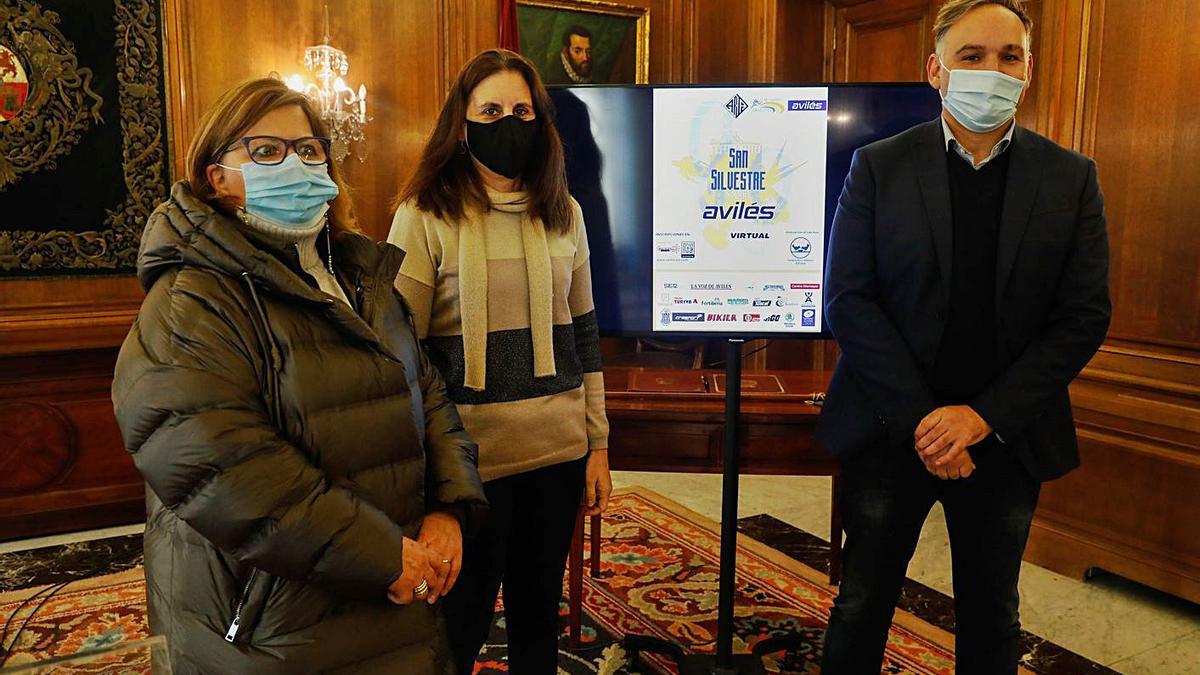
top-left (620, 339), bottom-right (811, 674)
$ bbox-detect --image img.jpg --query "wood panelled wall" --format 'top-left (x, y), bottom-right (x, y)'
top-left (1029, 0), bottom-right (1200, 603)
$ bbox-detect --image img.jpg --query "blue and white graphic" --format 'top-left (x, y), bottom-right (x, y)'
top-left (653, 87), bottom-right (828, 333)
top-left (790, 237), bottom-right (812, 259)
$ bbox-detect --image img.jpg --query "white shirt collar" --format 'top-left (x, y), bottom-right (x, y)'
top-left (941, 116), bottom-right (1016, 170)
top-left (560, 51), bottom-right (591, 84)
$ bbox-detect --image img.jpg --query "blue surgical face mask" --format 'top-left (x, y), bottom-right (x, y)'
top-left (939, 59), bottom-right (1026, 132)
top-left (217, 153), bottom-right (339, 227)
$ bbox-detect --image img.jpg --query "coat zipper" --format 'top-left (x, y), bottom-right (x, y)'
top-left (225, 569), bottom-right (258, 642)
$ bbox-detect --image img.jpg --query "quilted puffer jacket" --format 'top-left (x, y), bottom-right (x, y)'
top-left (112, 181), bottom-right (486, 674)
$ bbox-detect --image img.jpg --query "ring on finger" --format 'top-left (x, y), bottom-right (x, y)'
top-left (414, 579), bottom-right (430, 599)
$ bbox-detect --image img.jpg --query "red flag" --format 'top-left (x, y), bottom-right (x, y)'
top-left (499, 0), bottom-right (520, 52)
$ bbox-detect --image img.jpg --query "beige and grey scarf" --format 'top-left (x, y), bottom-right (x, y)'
top-left (458, 189), bottom-right (557, 391)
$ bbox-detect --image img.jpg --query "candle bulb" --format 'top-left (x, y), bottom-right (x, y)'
top-left (334, 77), bottom-right (346, 112)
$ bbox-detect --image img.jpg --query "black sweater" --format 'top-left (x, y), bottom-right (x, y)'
top-left (931, 146), bottom-right (1012, 404)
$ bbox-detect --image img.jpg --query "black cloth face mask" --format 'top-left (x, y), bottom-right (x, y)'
top-left (466, 115), bottom-right (541, 179)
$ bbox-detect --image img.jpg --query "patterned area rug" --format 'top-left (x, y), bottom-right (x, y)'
top-left (0, 487), bottom-right (1020, 673)
top-left (0, 570), bottom-right (153, 673)
top-left (558, 487), bottom-right (989, 675)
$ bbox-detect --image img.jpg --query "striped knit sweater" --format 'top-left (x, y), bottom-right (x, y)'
top-left (388, 190), bottom-right (609, 482)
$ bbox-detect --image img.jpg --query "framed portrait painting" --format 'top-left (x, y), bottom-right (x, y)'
top-left (517, 0), bottom-right (649, 85)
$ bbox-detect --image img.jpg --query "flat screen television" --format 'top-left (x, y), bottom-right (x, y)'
top-left (549, 83), bottom-right (941, 340)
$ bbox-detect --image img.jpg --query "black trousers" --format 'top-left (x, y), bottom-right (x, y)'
top-left (444, 456), bottom-right (587, 675)
top-left (821, 439), bottom-right (1041, 675)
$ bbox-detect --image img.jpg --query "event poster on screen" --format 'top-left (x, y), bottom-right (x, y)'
top-left (652, 87), bottom-right (829, 334)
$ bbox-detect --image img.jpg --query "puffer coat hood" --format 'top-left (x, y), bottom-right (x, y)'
top-left (112, 181), bottom-right (486, 674)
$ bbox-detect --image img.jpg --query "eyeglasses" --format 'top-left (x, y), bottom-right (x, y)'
top-left (220, 136), bottom-right (332, 166)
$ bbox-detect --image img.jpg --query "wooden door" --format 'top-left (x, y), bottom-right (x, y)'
top-left (829, 0), bottom-right (938, 83)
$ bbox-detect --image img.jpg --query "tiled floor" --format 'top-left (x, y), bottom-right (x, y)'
top-left (0, 523), bottom-right (143, 557)
top-left (611, 471), bottom-right (1200, 675)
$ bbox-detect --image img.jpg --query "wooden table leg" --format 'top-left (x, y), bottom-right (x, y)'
top-left (589, 514), bottom-right (601, 578)
top-left (829, 474), bottom-right (843, 586)
top-left (568, 507), bottom-right (585, 646)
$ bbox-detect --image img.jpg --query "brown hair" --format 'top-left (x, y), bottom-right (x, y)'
top-left (185, 77), bottom-right (359, 238)
top-left (396, 49), bottom-right (573, 234)
top-left (934, 0), bottom-right (1033, 55)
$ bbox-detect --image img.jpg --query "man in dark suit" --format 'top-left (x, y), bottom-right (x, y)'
top-left (816, 0), bottom-right (1111, 672)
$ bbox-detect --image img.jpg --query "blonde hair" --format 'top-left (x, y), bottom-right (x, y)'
top-left (934, 0), bottom-right (1033, 57)
top-left (185, 78), bottom-right (360, 238)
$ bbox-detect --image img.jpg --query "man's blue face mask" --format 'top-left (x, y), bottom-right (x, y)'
top-left (217, 153), bottom-right (340, 228)
top-left (939, 58), bottom-right (1027, 133)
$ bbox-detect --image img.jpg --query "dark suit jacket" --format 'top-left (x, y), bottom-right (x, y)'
top-left (815, 119), bottom-right (1111, 482)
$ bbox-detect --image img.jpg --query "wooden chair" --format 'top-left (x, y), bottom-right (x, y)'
top-left (565, 509), bottom-right (600, 647)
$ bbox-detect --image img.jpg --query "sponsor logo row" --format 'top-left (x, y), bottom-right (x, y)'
top-left (662, 282), bottom-right (821, 292)
top-left (661, 308), bottom-right (818, 328)
top-left (663, 295), bottom-right (818, 307)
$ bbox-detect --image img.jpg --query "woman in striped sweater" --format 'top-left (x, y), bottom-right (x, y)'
top-left (387, 49), bottom-right (611, 674)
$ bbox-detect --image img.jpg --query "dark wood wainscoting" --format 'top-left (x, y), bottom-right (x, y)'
top-left (0, 349), bottom-right (144, 541)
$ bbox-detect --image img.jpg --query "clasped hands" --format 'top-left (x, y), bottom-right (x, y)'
top-left (388, 449), bottom-right (613, 605)
top-left (387, 511), bottom-right (462, 605)
top-left (913, 405), bottom-right (993, 480)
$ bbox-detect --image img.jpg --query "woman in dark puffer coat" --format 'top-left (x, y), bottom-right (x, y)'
top-left (111, 78), bottom-right (486, 674)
